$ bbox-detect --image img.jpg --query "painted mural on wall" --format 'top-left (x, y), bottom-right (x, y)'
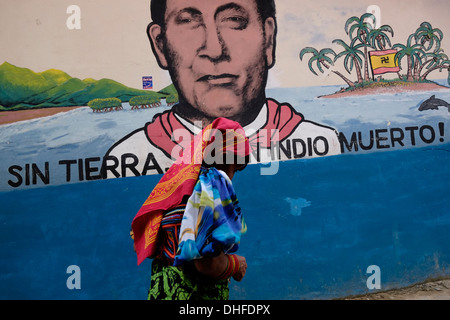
top-left (1, 1), bottom-right (449, 191)
top-left (1, 0), bottom-right (449, 299)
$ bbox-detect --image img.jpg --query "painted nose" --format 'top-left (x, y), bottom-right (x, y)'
top-left (199, 26), bottom-right (226, 61)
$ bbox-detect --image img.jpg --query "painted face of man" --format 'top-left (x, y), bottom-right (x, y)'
top-left (149, 0), bottom-right (276, 123)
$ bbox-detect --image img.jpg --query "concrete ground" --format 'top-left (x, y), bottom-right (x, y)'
top-left (343, 278), bottom-right (450, 300)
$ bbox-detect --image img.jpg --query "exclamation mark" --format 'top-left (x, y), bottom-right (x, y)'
top-left (439, 122), bottom-right (445, 142)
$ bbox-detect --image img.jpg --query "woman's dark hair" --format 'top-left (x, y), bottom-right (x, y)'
top-left (201, 129), bottom-right (251, 170)
top-left (202, 152), bottom-right (250, 171)
top-left (150, 0), bottom-right (276, 26)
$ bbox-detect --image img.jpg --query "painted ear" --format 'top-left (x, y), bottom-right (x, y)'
top-left (264, 17), bottom-right (277, 69)
top-left (147, 23), bottom-right (169, 70)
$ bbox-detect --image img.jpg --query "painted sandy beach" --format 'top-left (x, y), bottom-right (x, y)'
top-left (0, 106), bottom-right (83, 125)
top-left (320, 81), bottom-right (450, 98)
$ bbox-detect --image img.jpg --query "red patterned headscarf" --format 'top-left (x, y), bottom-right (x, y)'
top-left (131, 117), bottom-right (250, 265)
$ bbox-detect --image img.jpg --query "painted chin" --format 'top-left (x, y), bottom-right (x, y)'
top-left (195, 89), bottom-right (244, 118)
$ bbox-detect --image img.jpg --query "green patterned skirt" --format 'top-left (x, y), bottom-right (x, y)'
top-left (147, 259), bottom-right (230, 300)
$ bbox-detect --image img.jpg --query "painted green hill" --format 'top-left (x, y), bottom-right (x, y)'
top-left (0, 62), bottom-right (57, 107)
top-left (0, 62), bottom-right (165, 110)
top-left (158, 83), bottom-right (179, 105)
top-left (158, 83), bottom-right (178, 96)
top-left (40, 68), bottom-right (72, 85)
top-left (24, 78), bottom-right (89, 108)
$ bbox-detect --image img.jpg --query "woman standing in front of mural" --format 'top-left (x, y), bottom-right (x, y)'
top-left (131, 117), bottom-right (250, 300)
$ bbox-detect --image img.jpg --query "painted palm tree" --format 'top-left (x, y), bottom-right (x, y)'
top-left (332, 38), bottom-right (366, 84)
top-left (345, 13), bottom-right (376, 82)
top-left (412, 22), bottom-right (444, 80)
top-left (368, 25), bottom-right (394, 51)
top-left (299, 47), bottom-right (335, 76)
top-left (414, 22), bottom-right (443, 52)
top-left (299, 47), bottom-right (355, 87)
top-left (420, 49), bottom-right (450, 80)
top-left (393, 34), bottom-right (426, 81)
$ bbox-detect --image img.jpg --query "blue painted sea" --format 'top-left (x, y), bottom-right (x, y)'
top-left (1, 83), bottom-right (449, 299)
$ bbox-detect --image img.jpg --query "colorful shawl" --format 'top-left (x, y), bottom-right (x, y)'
top-left (132, 117), bottom-right (250, 265)
top-left (173, 167), bottom-right (246, 266)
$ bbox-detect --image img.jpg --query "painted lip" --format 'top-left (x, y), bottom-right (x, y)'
top-left (197, 74), bottom-right (238, 85)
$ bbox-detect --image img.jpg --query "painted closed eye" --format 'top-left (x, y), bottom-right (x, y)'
top-left (219, 15), bottom-right (248, 30)
top-left (175, 12), bottom-right (202, 28)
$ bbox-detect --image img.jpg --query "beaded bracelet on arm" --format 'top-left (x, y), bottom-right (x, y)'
top-left (216, 254), bottom-right (240, 281)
